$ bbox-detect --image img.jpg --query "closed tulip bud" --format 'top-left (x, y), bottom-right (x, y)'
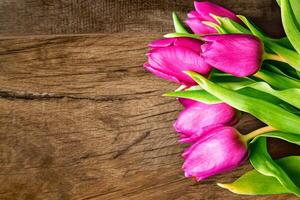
top-left (174, 99), bottom-right (239, 143)
top-left (183, 126), bottom-right (248, 181)
top-left (186, 1), bottom-right (241, 34)
top-left (201, 34), bottom-right (263, 77)
top-left (144, 38), bottom-right (211, 86)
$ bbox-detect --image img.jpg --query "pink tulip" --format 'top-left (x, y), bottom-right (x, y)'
top-left (201, 34), bottom-right (263, 77)
top-left (183, 126), bottom-right (248, 181)
top-left (186, 1), bottom-right (241, 34)
top-left (174, 99), bottom-right (239, 143)
top-left (144, 38), bottom-right (212, 86)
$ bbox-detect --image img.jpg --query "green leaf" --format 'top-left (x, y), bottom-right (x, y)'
top-left (281, 0), bottom-right (300, 54)
top-left (250, 138), bottom-right (300, 196)
top-left (210, 75), bottom-right (255, 87)
top-left (213, 14), bottom-right (293, 51)
top-left (211, 15), bottom-right (250, 34)
top-left (238, 15), bottom-right (267, 40)
top-left (163, 90), bottom-right (220, 104)
top-left (238, 15), bottom-right (300, 71)
top-left (264, 63), bottom-right (287, 76)
top-left (166, 71), bottom-right (300, 114)
top-left (297, 71), bottom-right (300, 79)
top-left (165, 88), bottom-right (300, 115)
top-left (265, 41), bottom-right (300, 71)
top-left (218, 156), bottom-right (300, 195)
top-left (264, 61), bottom-right (300, 79)
top-left (202, 21), bottom-right (227, 34)
top-left (255, 69), bottom-right (300, 89)
top-left (290, 0), bottom-right (300, 28)
top-left (279, 0), bottom-right (300, 29)
top-left (253, 131), bottom-right (300, 145)
top-left (185, 71), bottom-right (300, 134)
top-left (164, 32), bottom-right (201, 40)
top-left (219, 81), bottom-right (300, 110)
top-left (219, 130), bottom-right (300, 196)
top-left (280, 103), bottom-right (300, 115)
top-left (209, 75), bottom-right (300, 110)
top-left (277, 0), bottom-right (281, 5)
top-left (165, 71), bottom-right (298, 106)
top-left (269, 37), bottom-right (294, 50)
top-left (164, 83), bottom-right (285, 106)
top-left (172, 12), bottom-right (189, 34)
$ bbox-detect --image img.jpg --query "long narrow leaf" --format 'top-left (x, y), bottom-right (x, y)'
top-left (264, 61), bottom-right (300, 79)
top-left (281, 0), bottom-right (300, 54)
top-left (218, 156), bottom-right (300, 195)
top-left (210, 15), bottom-right (250, 34)
top-left (186, 71), bottom-right (300, 134)
top-left (239, 15), bottom-right (300, 71)
top-left (172, 12), bottom-right (189, 33)
top-left (217, 81), bottom-right (300, 110)
top-left (220, 131), bottom-right (300, 196)
top-left (250, 138), bottom-right (300, 196)
top-left (164, 32), bottom-right (201, 40)
top-left (202, 21), bottom-right (227, 34)
top-left (164, 85), bottom-right (284, 105)
top-left (255, 69), bottom-right (300, 89)
top-left (277, 0), bottom-right (300, 29)
top-left (163, 90), bottom-right (220, 104)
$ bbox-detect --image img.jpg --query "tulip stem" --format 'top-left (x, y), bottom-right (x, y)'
top-left (242, 126), bottom-right (277, 143)
top-left (263, 52), bottom-right (285, 62)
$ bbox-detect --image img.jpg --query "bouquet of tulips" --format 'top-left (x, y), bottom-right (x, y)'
top-left (144, 0), bottom-right (300, 197)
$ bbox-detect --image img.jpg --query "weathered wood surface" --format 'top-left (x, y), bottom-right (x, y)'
top-left (1, 34), bottom-right (300, 200)
top-left (1, 0), bottom-right (300, 199)
top-left (0, 0), bottom-right (283, 37)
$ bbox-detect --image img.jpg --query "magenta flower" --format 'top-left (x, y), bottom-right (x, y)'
top-left (186, 1), bottom-right (241, 34)
top-left (174, 99), bottom-right (239, 143)
top-left (201, 34), bottom-right (263, 77)
top-left (144, 38), bottom-right (212, 86)
top-left (183, 126), bottom-right (248, 181)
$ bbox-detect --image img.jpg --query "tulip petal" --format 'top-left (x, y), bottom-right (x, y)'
top-left (144, 63), bottom-right (181, 84)
top-left (201, 34), bottom-right (263, 77)
top-left (187, 11), bottom-right (201, 19)
top-left (174, 38), bottom-right (203, 53)
top-left (182, 126), bottom-right (248, 181)
top-left (174, 101), bottom-right (237, 139)
top-left (149, 38), bottom-right (176, 48)
top-left (194, 1), bottom-right (241, 24)
top-left (186, 18), bottom-right (217, 34)
top-left (178, 98), bottom-right (199, 107)
top-left (147, 46), bottom-right (211, 85)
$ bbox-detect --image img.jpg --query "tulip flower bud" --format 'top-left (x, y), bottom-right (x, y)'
top-left (144, 38), bottom-right (212, 86)
top-left (174, 99), bottom-right (239, 143)
top-left (186, 1), bottom-right (241, 34)
top-left (183, 126), bottom-right (248, 181)
top-left (201, 34), bottom-right (263, 77)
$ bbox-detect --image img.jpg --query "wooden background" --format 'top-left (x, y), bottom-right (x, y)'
top-left (0, 0), bottom-right (300, 199)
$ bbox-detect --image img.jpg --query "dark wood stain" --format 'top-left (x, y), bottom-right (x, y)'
top-left (0, 0), bottom-right (283, 37)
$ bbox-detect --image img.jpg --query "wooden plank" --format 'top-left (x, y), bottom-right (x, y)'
top-left (0, 0), bottom-right (283, 36)
top-left (0, 34), bottom-right (300, 200)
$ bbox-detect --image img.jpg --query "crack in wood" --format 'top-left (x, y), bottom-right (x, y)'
top-left (0, 90), bottom-right (158, 102)
top-left (112, 131), bottom-right (150, 159)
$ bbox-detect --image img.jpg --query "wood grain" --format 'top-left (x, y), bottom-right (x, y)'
top-left (0, 0), bottom-right (299, 199)
top-left (0, 34), bottom-right (300, 200)
top-left (0, 0), bottom-right (283, 37)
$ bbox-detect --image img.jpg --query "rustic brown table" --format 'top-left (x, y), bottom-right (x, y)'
top-left (0, 0), bottom-right (300, 199)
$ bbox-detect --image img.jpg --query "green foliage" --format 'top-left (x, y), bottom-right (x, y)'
top-left (172, 12), bottom-right (189, 34)
top-left (185, 71), bottom-right (300, 134)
